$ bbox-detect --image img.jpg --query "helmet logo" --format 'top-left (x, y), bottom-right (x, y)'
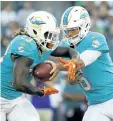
top-left (80, 10), bottom-right (88, 19)
top-left (30, 16), bottom-right (46, 25)
top-left (29, 16), bottom-right (46, 29)
top-left (92, 40), bottom-right (101, 48)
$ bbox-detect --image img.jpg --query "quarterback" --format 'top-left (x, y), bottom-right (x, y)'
top-left (59, 6), bottom-right (113, 121)
top-left (0, 11), bottom-right (79, 121)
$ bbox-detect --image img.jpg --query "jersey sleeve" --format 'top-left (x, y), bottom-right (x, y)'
top-left (10, 35), bottom-right (37, 60)
top-left (87, 34), bottom-right (109, 53)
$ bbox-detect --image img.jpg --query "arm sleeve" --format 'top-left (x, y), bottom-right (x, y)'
top-left (51, 46), bottom-right (79, 59)
top-left (80, 50), bottom-right (102, 67)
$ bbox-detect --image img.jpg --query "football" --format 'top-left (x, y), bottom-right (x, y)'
top-left (32, 63), bottom-right (53, 82)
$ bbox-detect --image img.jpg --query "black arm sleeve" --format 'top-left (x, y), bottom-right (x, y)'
top-left (51, 46), bottom-right (79, 59)
top-left (13, 56), bottom-right (44, 97)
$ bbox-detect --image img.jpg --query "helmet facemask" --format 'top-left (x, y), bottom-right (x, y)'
top-left (37, 30), bottom-right (60, 51)
top-left (62, 27), bottom-right (81, 45)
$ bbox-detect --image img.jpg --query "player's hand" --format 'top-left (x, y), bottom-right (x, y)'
top-left (68, 69), bottom-right (83, 85)
top-left (39, 86), bottom-right (59, 96)
top-left (45, 60), bottom-right (59, 81)
top-left (59, 57), bottom-right (78, 81)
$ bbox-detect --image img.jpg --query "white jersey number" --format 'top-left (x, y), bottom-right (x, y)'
top-left (79, 77), bottom-right (91, 91)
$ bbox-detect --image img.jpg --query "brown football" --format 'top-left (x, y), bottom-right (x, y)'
top-left (32, 63), bottom-right (53, 82)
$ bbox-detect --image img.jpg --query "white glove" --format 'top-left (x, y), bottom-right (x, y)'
top-left (45, 60), bottom-right (59, 81)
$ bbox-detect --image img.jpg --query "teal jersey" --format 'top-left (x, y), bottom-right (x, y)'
top-left (60, 32), bottom-right (113, 105)
top-left (1, 35), bottom-right (52, 100)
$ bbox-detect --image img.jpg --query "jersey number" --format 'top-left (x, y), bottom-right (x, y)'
top-left (79, 77), bottom-right (91, 91)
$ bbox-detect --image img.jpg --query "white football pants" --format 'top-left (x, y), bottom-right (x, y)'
top-left (0, 95), bottom-right (40, 121)
top-left (83, 98), bottom-right (113, 121)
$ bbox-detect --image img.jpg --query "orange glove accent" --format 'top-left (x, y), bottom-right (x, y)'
top-left (39, 86), bottom-right (59, 96)
top-left (59, 57), bottom-right (78, 81)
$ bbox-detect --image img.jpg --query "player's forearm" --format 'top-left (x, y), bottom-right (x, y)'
top-left (51, 46), bottom-right (79, 60)
top-left (68, 47), bottom-right (79, 59)
top-left (13, 81), bottom-right (44, 96)
top-left (13, 57), bottom-right (44, 96)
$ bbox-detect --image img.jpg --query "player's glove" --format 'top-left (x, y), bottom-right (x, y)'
top-left (39, 86), bottom-right (59, 96)
top-left (45, 60), bottom-right (59, 81)
top-left (68, 69), bottom-right (83, 85)
top-left (59, 57), bottom-right (78, 81)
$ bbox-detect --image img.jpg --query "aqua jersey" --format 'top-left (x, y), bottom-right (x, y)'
top-left (1, 35), bottom-right (52, 100)
top-left (60, 31), bottom-right (113, 105)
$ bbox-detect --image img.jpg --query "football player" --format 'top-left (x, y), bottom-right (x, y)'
top-left (0, 11), bottom-right (79, 121)
top-left (59, 6), bottom-right (113, 121)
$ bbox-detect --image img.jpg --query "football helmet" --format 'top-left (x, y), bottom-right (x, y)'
top-left (25, 11), bottom-right (60, 51)
top-left (60, 6), bottom-right (91, 45)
